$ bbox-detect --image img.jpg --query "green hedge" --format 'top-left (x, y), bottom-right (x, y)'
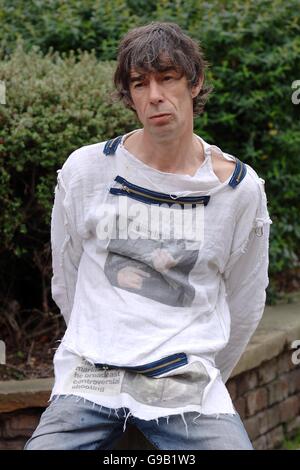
top-left (190, 0), bottom-right (300, 296)
top-left (0, 0), bottom-right (299, 310)
top-left (0, 0), bottom-right (140, 60)
top-left (0, 45), bottom-right (138, 309)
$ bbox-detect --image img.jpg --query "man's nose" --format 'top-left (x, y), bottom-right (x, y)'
top-left (148, 79), bottom-right (164, 104)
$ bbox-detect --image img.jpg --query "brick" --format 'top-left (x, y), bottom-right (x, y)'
top-left (244, 415), bottom-right (262, 441)
top-left (226, 379), bottom-right (237, 401)
top-left (244, 408), bottom-right (279, 438)
top-left (259, 413), bottom-right (270, 435)
top-left (244, 406), bottom-right (281, 439)
top-left (245, 387), bottom-right (268, 416)
top-left (287, 369), bottom-right (300, 395)
top-left (0, 438), bottom-right (27, 450)
top-left (252, 434), bottom-right (267, 450)
top-left (265, 425), bottom-right (284, 450)
top-left (236, 370), bottom-right (258, 396)
top-left (233, 397), bottom-right (246, 419)
top-left (266, 404), bottom-right (281, 431)
top-left (284, 415), bottom-right (300, 437)
top-left (0, 391), bottom-right (50, 413)
top-left (277, 351), bottom-right (295, 374)
top-left (267, 375), bottom-right (289, 405)
top-left (257, 358), bottom-right (278, 385)
top-left (279, 395), bottom-right (299, 423)
top-left (2, 412), bottom-right (40, 439)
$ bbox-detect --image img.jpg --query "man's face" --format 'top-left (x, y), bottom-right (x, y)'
top-left (128, 66), bottom-right (202, 139)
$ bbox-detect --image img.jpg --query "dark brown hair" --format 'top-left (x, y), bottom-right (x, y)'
top-left (113, 22), bottom-right (213, 115)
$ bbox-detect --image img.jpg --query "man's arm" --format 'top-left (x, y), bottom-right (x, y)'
top-left (215, 177), bottom-right (272, 383)
top-left (51, 169), bottom-right (83, 325)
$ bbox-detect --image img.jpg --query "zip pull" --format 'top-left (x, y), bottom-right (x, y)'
top-left (122, 184), bottom-right (130, 193)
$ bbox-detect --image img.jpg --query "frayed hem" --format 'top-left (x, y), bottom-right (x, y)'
top-left (181, 412), bottom-right (189, 439)
top-left (123, 409), bottom-right (132, 433)
top-left (49, 394), bottom-right (236, 440)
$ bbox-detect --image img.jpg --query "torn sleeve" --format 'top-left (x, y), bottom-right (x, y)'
top-left (51, 170), bottom-right (83, 325)
top-left (215, 178), bottom-right (272, 383)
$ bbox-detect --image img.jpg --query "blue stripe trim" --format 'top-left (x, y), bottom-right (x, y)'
top-left (114, 175), bottom-right (209, 203)
top-left (109, 188), bottom-right (209, 207)
top-left (103, 135), bottom-right (123, 156)
top-left (94, 352), bottom-right (188, 376)
top-left (125, 352), bottom-right (187, 371)
top-left (228, 158), bottom-right (247, 188)
top-left (110, 175), bottom-right (210, 206)
top-left (145, 358), bottom-right (188, 377)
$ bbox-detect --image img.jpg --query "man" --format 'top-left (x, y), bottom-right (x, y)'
top-left (25, 22), bottom-right (272, 450)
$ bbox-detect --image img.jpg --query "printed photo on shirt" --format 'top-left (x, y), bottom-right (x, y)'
top-left (120, 361), bottom-right (210, 408)
top-left (104, 214), bottom-right (200, 307)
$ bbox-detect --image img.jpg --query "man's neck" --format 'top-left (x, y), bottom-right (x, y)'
top-left (124, 128), bottom-right (205, 176)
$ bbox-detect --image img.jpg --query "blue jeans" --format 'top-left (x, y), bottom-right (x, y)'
top-left (24, 395), bottom-right (253, 450)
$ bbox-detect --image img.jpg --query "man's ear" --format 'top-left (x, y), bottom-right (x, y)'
top-left (191, 76), bottom-right (204, 98)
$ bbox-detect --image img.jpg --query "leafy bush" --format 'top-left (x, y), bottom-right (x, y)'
top-left (0, 0), bottom-right (140, 59)
top-left (189, 0), bottom-right (300, 300)
top-left (0, 44), bottom-right (138, 310)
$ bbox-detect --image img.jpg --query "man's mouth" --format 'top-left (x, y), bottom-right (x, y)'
top-left (149, 113), bottom-right (171, 119)
top-left (149, 113), bottom-right (172, 123)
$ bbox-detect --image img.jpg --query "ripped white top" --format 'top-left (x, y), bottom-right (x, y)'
top-left (49, 130), bottom-right (272, 422)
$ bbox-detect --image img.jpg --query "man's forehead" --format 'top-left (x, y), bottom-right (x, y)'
top-left (129, 65), bottom-right (180, 79)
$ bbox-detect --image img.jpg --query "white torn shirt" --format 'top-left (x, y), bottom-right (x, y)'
top-left (49, 130), bottom-right (272, 422)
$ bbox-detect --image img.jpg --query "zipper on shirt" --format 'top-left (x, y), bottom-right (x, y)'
top-left (95, 352), bottom-right (188, 377)
top-left (109, 175), bottom-right (210, 207)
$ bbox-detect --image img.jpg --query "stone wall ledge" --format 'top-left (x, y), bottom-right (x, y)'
top-left (231, 292), bottom-right (300, 378)
top-left (1, 292), bottom-right (300, 413)
top-left (0, 378), bottom-right (54, 413)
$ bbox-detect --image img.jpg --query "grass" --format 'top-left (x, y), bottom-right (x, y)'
top-left (280, 431), bottom-right (300, 450)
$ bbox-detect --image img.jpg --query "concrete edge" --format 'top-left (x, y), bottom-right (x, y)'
top-left (231, 293), bottom-right (300, 377)
top-left (0, 378), bottom-right (54, 413)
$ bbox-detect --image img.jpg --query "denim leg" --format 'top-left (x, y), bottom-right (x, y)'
top-left (24, 395), bottom-right (128, 450)
top-left (133, 411), bottom-right (253, 450)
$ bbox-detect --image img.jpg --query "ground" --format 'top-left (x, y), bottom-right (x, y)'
top-left (0, 306), bottom-right (65, 381)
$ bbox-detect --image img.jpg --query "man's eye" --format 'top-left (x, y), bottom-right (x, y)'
top-left (134, 82), bottom-right (144, 88)
top-left (163, 76), bottom-right (173, 81)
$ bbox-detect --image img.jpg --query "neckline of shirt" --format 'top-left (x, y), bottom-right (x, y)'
top-left (118, 129), bottom-right (220, 182)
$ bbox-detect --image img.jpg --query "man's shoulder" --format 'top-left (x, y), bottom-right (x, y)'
top-left (210, 146), bottom-right (236, 183)
top-left (63, 141), bottom-right (106, 169)
top-left (228, 153), bottom-right (267, 210)
top-left (59, 139), bottom-right (111, 183)
top-left (209, 145), bottom-right (265, 195)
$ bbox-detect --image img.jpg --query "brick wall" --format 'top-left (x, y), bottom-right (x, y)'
top-left (0, 346), bottom-right (299, 450)
top-left (0, 409), bottom-right (41, 450)
top-left (227, 349), bottom-right (300, 450)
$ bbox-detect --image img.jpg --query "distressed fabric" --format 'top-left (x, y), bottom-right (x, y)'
top-left (50, 345), bottom-right (234, 420)
top-left (50, 129), bottom-right (272, 420)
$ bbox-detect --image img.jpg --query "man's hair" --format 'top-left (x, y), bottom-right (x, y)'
top-left (113, 22), bottom-right (213, 116)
